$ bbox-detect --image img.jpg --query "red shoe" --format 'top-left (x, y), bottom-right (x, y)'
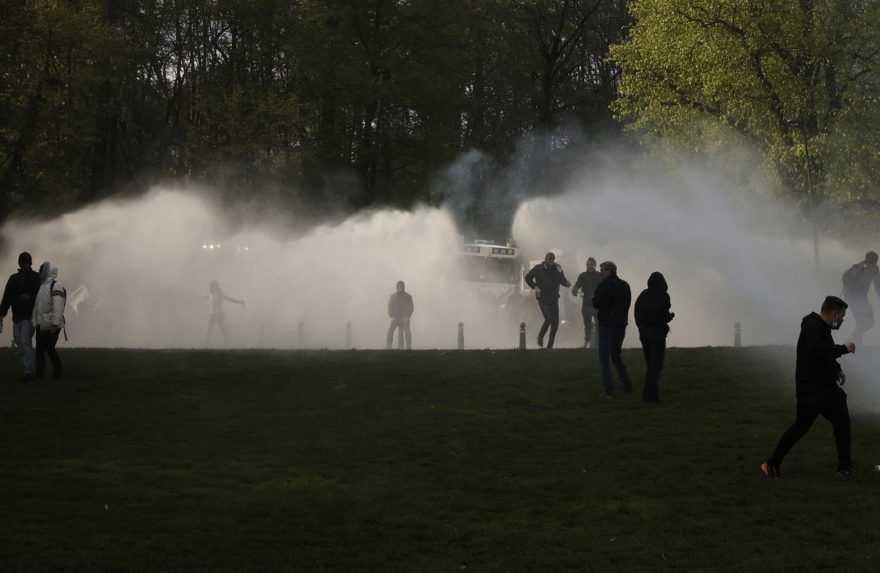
top-left (760, 461), bottom-right (781, 478)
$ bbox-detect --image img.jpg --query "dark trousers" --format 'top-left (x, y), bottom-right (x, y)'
top-left (581, 306), bottom-right (596, 346)
top-left (640, 334), bottom-right (666, 402)
top-left (597, 325), bottom-right (631, 394)
top-left (769, 390), bottom-right (852, 471)
top-left (387, 318), bottom-right (412, 350)
top-left (35, 327), bottom-right (62, 378)
top-left (537, 299), bottom-right (560, 348)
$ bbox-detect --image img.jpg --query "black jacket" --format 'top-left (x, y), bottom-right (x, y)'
top-left (592, 274), bottom-right (631, 327)
top-left (0, 267), bottom-right (42, 323)
top-left (572, 270), bottom-right (603, 306)
top-left (634, 272), bottom-right (673, 338)
top-left (388, 292), bottom-right (414, 319)
top-left (524, 263), bottom-right (571, 301)
top-left (795, 312), bottom-right (850, 398)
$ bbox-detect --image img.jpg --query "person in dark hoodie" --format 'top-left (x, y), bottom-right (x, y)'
top-left (524, 252), bottom-right (571, 349)
top-left (572, 257), bottom-right (603, 348)
top-left (634, 272), bottom-right (675, 403)
top-left (761, 296), bottom-right (855, 479)
top-left (0, 252), bottom-right (42, 381)
top-left (592, 261), bottom-right (632, 396)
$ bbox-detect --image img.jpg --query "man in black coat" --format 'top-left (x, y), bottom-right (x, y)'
top-left (762, 296), bottom-right (856, 479)
top-left (592, 261), bottom-right (632, 396)
top-left (841, 250), bottom-right (878, 345)
top-left (634, 272), bottom-right (675, 403)
top-left (572, 257), bottom-right (603, 349)
top-left (0, 252), bottom-right (42, 381)
top-left (524, 252), bottom-right (571, 349)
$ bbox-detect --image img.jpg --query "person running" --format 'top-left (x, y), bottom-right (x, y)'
top-left (524, 252), bottom-right (571, 349)
top-left (32, 262), bottom-right (67, 380)
top-left (841, 250), bottom-right (879, 345)
top-left (592, 261), bottom-right (632, 396)
top-left (634, 272), bottom-right (675, 403)
top-left (0, 252), bottom-right (42, 381)
top-left (572, 257), bottom-right (603, 348)
top-left (206, 280), bottom-right (245, 347)
top-left (387, 281), bottom-right (414, 350)
top-left (762, 296), bottom-right (855, 479)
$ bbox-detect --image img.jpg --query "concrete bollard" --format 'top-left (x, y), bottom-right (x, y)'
top-left (458, 322), bottom-right (465, 350)
top-left (298, 321), bottom-right (305, 349)
top-left (345, 321), bottom-right (353, 349)
top-left (519, 322), bottom-right (527, 350)
top-left (734, 322), bottom-right (742, 348)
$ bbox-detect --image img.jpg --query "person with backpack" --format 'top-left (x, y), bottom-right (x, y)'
top-left (841, 251), bottom-right (879, 345)
top-left (572, 257), bottom-right (603, 349)
top-left (524, 252), bottom-right (571, 349)
top-left (0, 252), bottom-right (42, 381)
top-left (634, 272), bottom-right (675, 403)
top-left (32, 261), bottom-right (67, 380)
top-left (387, 281), bottom-right (414, 350)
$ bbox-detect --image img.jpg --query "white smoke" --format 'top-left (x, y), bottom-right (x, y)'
top-left (0, 188), bottom-right (524, 349)
top-left (0, 153), bottom-right (876, 356)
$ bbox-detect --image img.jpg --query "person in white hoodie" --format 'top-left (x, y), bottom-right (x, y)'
top-left (32, 261), bottom-right (66, 379)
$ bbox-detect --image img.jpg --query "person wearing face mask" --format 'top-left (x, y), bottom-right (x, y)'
top-left (761, 296), bottom-right (856, 479)
top-left (524, 252), bottom-right (571, 349)
top-left (572, 257), bottom-right (603, 349)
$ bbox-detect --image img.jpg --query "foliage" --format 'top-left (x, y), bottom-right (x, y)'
top-left (611, 0), bottom-right (880, 207)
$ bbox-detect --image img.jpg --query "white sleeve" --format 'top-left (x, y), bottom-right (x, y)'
top-left (51, 280), bottom-right (67, 327)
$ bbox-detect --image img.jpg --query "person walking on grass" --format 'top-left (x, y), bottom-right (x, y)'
top-left (841, 250), bottom-right (878, 346)
top-left (524, 252), bottom-right (571, 349)
top-left (387, 280), bottom-right (414, 350)
top-left (32, 262), bottom-right (67, 380)
top-left (572, 257), bottom-right (603, 349)
top-left (0, 252), bottom-right (42, 382)
top-left (592, 261), bottom-right (632, 397)
top-left (761, 296), bottom-right (855, 479)
top-left (634, 272), bottom-right (675, 403)
top-left (206, 280), bottom-right (245, 347)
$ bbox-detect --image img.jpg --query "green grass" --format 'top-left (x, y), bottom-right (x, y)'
top-left (1, 347), bottom-right (879, 572)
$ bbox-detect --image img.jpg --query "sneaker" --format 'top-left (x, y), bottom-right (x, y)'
top-left (760, 461), bottom-right (781, 478)
top-left (537, 337), bottom-right (544, 348)
top-left (21, 373), bottom-right (33, 383)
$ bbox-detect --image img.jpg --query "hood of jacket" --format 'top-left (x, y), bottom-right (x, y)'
top-left (39, 262), bottom-right (58, 284)
top-left (647, 272), bottom-right (668, 292)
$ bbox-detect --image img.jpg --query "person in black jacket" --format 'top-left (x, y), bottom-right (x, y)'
top-left (572, 257), bottom-right (603, 348)
top-left (0, 252), bottom-right (42, 381)
top-left (387, 281), bottom-right (414, 350)
top-left (634, 272), bottom-right (675, 403)
top-left (762, 296), bottom-right (856, 479)
top-left (841, 250), bottom-right (878, 345)
top-left (592, 261), bottom-right (632, 396)
top-left (524, 252), bottom-right (571, 349)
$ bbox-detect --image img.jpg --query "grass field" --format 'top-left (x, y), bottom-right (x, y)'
top-left (1, 347), bottom-right (879, 572)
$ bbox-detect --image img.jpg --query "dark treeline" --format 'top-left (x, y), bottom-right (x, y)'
top-left (1, 0), bottom-right (629, 229)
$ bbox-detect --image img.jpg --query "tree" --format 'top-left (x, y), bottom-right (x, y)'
top-left (611, 0), bottom-right (880, 210)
